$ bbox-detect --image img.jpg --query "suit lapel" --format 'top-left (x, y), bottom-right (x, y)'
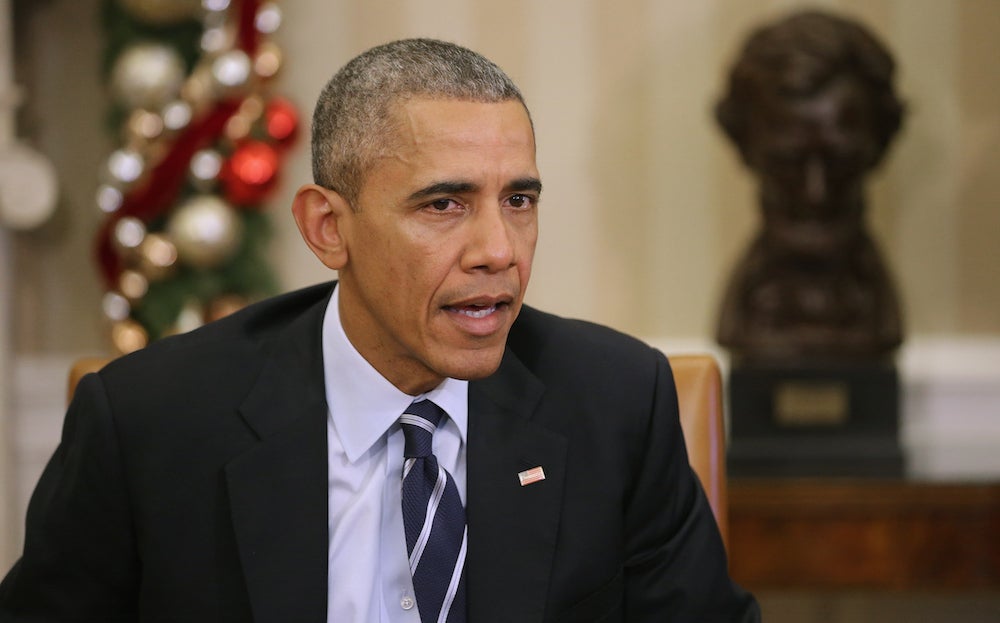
top-left (225, 294), bottom-right (330, 623)
top-left (219, 286), bottom-right (566, 622)
top-left (467, 348), bottom-right (567, 623)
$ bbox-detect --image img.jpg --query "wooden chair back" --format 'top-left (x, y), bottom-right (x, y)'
top-left (668, 354), bottom-right (728, 547)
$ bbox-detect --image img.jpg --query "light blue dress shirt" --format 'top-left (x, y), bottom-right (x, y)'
top-left (322, 284), bottom-right (468, 622)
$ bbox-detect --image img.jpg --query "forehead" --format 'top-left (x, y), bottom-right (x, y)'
top-left (388, 97), bottom-right (535, 150)
top-left (755, 76), bottom-right (874, 135)
top-left (354, 97), bottom-right (538, 196)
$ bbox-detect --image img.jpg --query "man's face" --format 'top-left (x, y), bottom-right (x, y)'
top-left (745, 76), bottom-right (878, 227)
top-left (335, 98), bottom-right (540, 395)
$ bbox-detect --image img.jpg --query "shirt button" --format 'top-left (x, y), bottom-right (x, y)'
top-left (401, 595), bottom-right (415, 610)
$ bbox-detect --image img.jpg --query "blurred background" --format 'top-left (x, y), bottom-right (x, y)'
top-left (2, 0), bottom-right (998, 620)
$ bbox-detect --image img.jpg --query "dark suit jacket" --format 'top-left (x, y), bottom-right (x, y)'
top-left (0, 282), bottom-right (758, 622)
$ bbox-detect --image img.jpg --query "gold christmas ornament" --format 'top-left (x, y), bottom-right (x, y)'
top-left (255, 3), bottom-right (283, 34)
top-left (224, 112), bottom-right (252, 142)
top-left (112, 216), bottom-right (147, 256)
top-left (207, 294), bottom-right (247, 322)
top-left (253, 42), bottom-right (283, 80)
top-left (117, 0), bottom-right (201, 25)
top-left (209, 49), bottom-right (253, 96)
top-left (190, 149), bottom-right (224, 189)
top-left (200, 24), bottom-right (233, 55)
top-left (238, 95), bottom-right (265, 120)
top-left (102, 291), bottom-right (132, 322)
top-left (138, 232), bottom-right (179, 281)
top-left (161, 301), bottom-right (207, 337)
top-left (126, 109), bottom-right (165, 143)
top-left (167, 194), bottom-right (244, 268)
top-left (111, 319), bottom-right (149, 355)
top-left (174, 300), bottom-right (206, 334)
top-left (224, 96), bottom-right (263, 141)
top-left (201, 0), bottom-right (230, 13)
top-left (118, 269), bottom-right (150, 302)
top-left (161, 100), bottom-right (193, 132)
top-left (110, 42), bottom-right (187, 111)
top-left (96, 184), bottom-right (124, 214)
top-left (105, 148), bottom-right (146, 187)
top-left (203, 0), bottom-right (232, 14)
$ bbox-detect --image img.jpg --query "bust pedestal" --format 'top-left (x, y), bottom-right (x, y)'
top-left (727, 359), bottom-right (904, 477)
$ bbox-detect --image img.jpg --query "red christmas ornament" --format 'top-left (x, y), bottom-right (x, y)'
top-left (220, 140), bottom-right (279, 206)
top-left (264, 97), bottom-right (299, 147)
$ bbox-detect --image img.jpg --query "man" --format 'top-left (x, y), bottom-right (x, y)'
top-left (714, 10), bottom-right (905, 360)
top-left (1, 39), bottom-right (758, 622)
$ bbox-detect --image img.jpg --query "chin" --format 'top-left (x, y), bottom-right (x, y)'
top-left (440, 347), bottom-right (506, 381)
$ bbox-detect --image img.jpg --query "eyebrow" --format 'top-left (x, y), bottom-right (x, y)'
top-left (506, 177), bottom-right (543, 196)
top-left (406, 177), bottom-right (543, 203)
top-left (407, 181), bottom-right (477, 202)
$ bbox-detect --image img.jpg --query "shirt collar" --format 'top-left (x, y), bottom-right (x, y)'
top-left (322, 284), bottom-right (468, 463)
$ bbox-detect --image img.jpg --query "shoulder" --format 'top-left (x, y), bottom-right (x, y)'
top-left (97, 282), bottom-right (333, 404)
top-left (507, 304), bottom-right (669, 394)
top-left (509, 304), bottom-right (664, 367)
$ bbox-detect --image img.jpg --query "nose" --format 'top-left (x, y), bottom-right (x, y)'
top-left (462, 206), bottom-right (515, 273)
top-left (804, 157), bottom-right (827, 208)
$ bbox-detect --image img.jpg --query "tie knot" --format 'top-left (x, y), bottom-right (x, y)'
top-left (400, 399), bottom-right (444, 458)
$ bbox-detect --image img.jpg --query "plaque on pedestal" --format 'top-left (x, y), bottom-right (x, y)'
top-left (727, 360), bottom-right (903, 477)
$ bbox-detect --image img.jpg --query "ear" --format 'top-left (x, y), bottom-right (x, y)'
top-left (291, 184), bottom-right (352, 270)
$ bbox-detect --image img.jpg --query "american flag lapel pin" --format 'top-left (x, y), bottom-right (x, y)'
top-left (518, 466), bottom-right (546, 486)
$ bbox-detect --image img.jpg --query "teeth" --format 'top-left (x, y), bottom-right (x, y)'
top-left (457, 305), bottom-right (496, 319)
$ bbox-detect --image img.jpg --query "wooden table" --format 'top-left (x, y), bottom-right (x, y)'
top-left (728, 478), bottom-right (1000, 590)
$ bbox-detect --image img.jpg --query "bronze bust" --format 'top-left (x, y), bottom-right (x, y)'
top-left (715, 10), bottom-right (905, 362)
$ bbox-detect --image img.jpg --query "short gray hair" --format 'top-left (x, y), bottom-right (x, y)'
top-left (311, 38), bottom-right (528, 207)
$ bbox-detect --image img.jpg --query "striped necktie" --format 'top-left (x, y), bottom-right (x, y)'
top-left (400, 399), bottom-right (467, 623)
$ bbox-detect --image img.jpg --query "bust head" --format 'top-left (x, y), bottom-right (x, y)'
top-left (716, 10), bottom-right (904, 252)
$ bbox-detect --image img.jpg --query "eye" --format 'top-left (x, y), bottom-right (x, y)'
top-left (506, 194), bottom-right (536, 209)
top-left (427, 198), bottom-right (460, 211)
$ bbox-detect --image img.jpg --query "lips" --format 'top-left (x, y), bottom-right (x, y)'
top-left (453, 303), bottom-right (499, 318)
top-left (442, 295), bottom-right (514, 335)
top-left (443, 300), bottom-right (509, 317)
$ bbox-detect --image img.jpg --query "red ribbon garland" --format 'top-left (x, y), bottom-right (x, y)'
top-left (95, 0), bottom-right (261, 290)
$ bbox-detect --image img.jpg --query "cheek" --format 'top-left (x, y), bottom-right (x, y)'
top-left (517, 228), bottom-right (538, 283)
top-left (401, 251), bottom-right (458, 312)
top-left (360, 219), bottom-right (423, 278)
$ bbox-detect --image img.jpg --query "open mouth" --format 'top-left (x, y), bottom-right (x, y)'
top-left (445, 302), bottom-right (507, 318)
top-left (457, 304), bottom-right (496, 318)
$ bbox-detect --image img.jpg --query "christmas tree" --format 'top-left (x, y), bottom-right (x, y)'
top-left (94, 0), bottom-right (298, 353)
